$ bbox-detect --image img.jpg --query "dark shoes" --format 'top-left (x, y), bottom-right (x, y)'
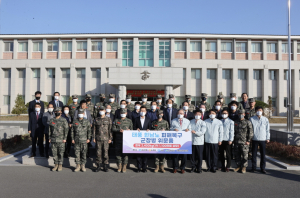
top-left (137, 169), bottom-right (141, 173)
top-left (30, 153), bottom-right (36, 157)
top-left (211, 168), bottom-right (216, 173)
top-left (226, 168), bottom-right (230, 172)
top-left (104, 164), bottom-right (109, 172)
top-left (142, 169), bottom-right (147, 173)
top-left (261, 169), bottom-right (267, 174)
top-left (191, 167), bottom-right (196, 173)
top-left (250, 169), bottom-right (256, 173)
top-left (181, 169), bottom-right (185, 174)
top-left (173, 169), bottom-right (177, 173)
top-left (197, 170), bottom-right (203, 174)
top-left (95, 164), bottom-right (101, 172)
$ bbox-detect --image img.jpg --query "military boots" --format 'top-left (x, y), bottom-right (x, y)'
top-left (74, 164), bottom-right (80, 172)
top-left (57, 164), bottom-right (63, 172)
top-left (52, 164), bottom-right (58, 171)
top-left (122, 164), bottom-right (127, 173)
top-left (154, 165), bottom-right (159, 173)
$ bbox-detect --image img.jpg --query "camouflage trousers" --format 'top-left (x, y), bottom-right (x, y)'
top-left (96, 140), bottom-right (109, 164)
top-left (235, 143), bottom-right (249, 168)
top-left (154, 154), bottom-right (166, 165)
top-left (51, 142), bottom-right (65, 165)
top-left (74, 142), bottom-right (88, 165)
top-left (115, 143), bottom-right (128, 165)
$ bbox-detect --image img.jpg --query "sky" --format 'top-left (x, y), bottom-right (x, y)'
top-left (0, 0), bottom-right (299, 35)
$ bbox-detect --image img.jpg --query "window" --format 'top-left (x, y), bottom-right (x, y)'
top-left (47, 95), bottom-right (53, 102)
top-left (18, 42), bottom-right (28, 52)
top-left (92, 41), bottom-right (102, 51)
top-left (48, 41), bottom-right (58, 51)
top-left (224, 97), bottom-right (231, 104)
top-left (252, 42), bottom-right (262, 52)
top-left (267, 43), bottom-right (277, 53)
top-left (62, 41), bottom-right (72, 51)
top-left (236, 42), bottom-right (247, 52)
top-left (282, 43), bottom-right (289, 53)
top-left (207, 69), bottom-right (216, 79)
top-left (222, 69), bottom-right (231, 79)
top-left (207, 97), bottom-right (217, 107)
top-left (253, 70), bottom-right (262, 80)
top-left (18, 69), bottom-right (25, 78)
top-left (271, 98), bottom-right (276, 107)
top-left (254, 97), bottom-right (262, 102)
top-left (91, 68), bottom-right (101, 78)
top-left (62, 68), bottom-right (70, 78)
top-left (33, 42), bottom-right (42, 52)
top-left (107, 41), bottom-right (117, 51)
top-left (4, 96), bottom-right (10, 105)
top-left (92, 96), bottom-right (100, 104)
top-left (76, 68), bottom-right (85, 78)
top-left (122, 41), bottom-right (133, 66)
top-left (4, 42), bottom-right (13, 52)
top-left (238, 69), bottom-right (247, 80)
top-left (269, 70), bottom-right (276, 80)
top-left (77, 41), bottom-right (87, 51)
top-left (175, 41), bottom-right (186, 51)
top-left (183, 68), bottom-right (186, 79)
top-left (190, 41), bottom-right (201, 52)
top-left (159, 41), bottom-right (170, 67)
top-left (284, 97), bottom-right (288, 107)
top-left (61, 96), bottom-right (70, 105)
top-left (3, 69), bottom-right (11, 78)
top-left (191, 69), bottom-right (201, 79)
top-left (284, 70), bottom-right (289, 80)
top-left (47, 68), bottom-right (55, 78)
top-left (298, 43), bottom-right (300, 53)
top-left (139, 41), bottom-right (153, 66)
top-left (221, 42), bottom-right (232, 52)
top-left (205, 41), bottom-right (216, 52)
top-left (32, 68), bottom-right (40, 78)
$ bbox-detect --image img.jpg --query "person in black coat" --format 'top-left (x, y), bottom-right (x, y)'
top-left (104, 104), bottom-right (115, 122)
top-left (133, 106), bottom-right (152, 173)
top-left (163, 99), bottom-right (178, 126)
top-left (182, 101), bottom-right (195, 120)
top-left (49, 92), bottom-right (64, 108)
top-left (115, 100), bottom-right (133, 120)
top-left (131, 102), bottom-right (142, 123)
top-left (28, 103), bottom-right (45, 157)
top-left (28, 91), bottom-right (45, 116)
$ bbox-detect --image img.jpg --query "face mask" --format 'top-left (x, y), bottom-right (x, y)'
top-left (231, 106), bottom-right (237, 110)
top-left (202, 97), bottom-right (207, 101)
top-left (215, 106), bottom-right (221, 110)
top-left (121, 114), bottom-right (126, 118)
top-left (158, 115), bottom-right (163, 118)
top-left (78, 114), bottom-right (84, 118)
top-left (55, 112), bottom-right (61, 117)
top-left (126, 99), bottom-right (131, 103)
top-left (35, 108), bottom-right (40, 112)
top-left (157, 100), bottom-right (162, 103)
top-left (64, 110), bottom-right (69, 115)
top-left (187, 99), bottom-right (191, 103)
top-left (171, 98), bottom-right (174, 101)
top-left (109, 98), bottom-right (114, 102)
top-left (256, 111), bottom-right (263, 116)
top-left (54, 96), bottom-right (59, 100)
top-left (135, 106), bottom-right (140, 110)
top-left (209, 114), bottom-right (216, 119)
top-left (222, 114), bottom-right (228, 119)
top-left (231, 97), bottom-right (236, 101)
top-left (35, 97), bottom-right (40, 100)
top-left (151, 105), bottom-right (157, 110)
top-left (220, 99), bottom-right (223, 102)
top-left (48, 108), bottom-right (54, 113)
top-left (86, 98), bottom-right (91, 102)
top-left (200, 108), bottom-right (205, 113)
top-left (73, 99), bottom-right (78, 103)
top-left (120, 104), bottom-right (126, 109)
top-left (99, 111), bottom-right (105, 115)
top-left (239, 115), bottom-right (244, 119)
top-left (167, 104), bottom-right (172, 108)
top-left (183, 106), bottom-right (188, 110)
top-left (195, 115), bottom-right (201, 120)
top-left (106, 109), bottom-right (111, 113)
top-left (142, 98), bottom-right (147, 102)
top-left (178, 114), bottom-right (184, 119)
top-left (100, 98), bottom-right (105, 102)
top-left (140, 112), bottom-right (146, 116)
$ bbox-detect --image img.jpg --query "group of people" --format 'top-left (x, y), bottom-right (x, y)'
top-left (28, 91), bottom-right (270, 174)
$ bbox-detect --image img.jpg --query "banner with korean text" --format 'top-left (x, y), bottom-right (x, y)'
top-left (122, 130), bottom-right (192, 154)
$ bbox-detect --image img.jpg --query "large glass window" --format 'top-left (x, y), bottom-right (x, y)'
top-left (76, 68), bottom-right (85, 78)
top-left (175, 41), bottom-right (186, 51)
top-left (238, 69), bottom-right (247, 80)
top-left (18, 69), bottom-right (25, 78)
top-left (91, 68), bottom-right (101, 78)
top-left (190, 41), bottom-right (201, 52)
top-left (33, 42), bottom-right (42, 52)
top-left (253, 70), bottom-right (262, 80)
top-left (272, 98), bottom-right (277, 107)
top-left (159, 41), bottom-right (170, 67)
top-left (284, 70), bottom-right (289, 80)
top-left (205, 42), bottom-right (216, 52)
top-left (4, 96), bottom-right (10, 105)
top-left (191, 69), bottom-right (201, 79)
top-left (252, 42), bottom-right (262, 52)
top-left (267, 43), bottom-right (277, 53)
top-left (207, 69), bottom-right (216, 79)
top-left (77, 41), bottom-right (87, 51)
top-left (47, 68), bottom-right (55, 78)
top-left (297, 43), bottom-right (300, 53)
top-left (62, 41), bottom-right (72, 51)
top-left (3, 69), bottom-right (11, 78)
top-left (4, 42), bottom-right (13, 52)
top-left (221, 42), bottom-right (232, 52)
top-left (269, 70), bottom-right (276, 80)
top-left (18, 42), bottom-right (28, 52)
top-left (122, 41), bottom-right (133, 66)
top-left (183, 69), bottom-right (186, 79)
top-left (62, 68), bottom-right (70, 78)
top-left (92, 41), bottom-right (102, 51)
top-left (139, 41), bottom-right (153, 66)
top-left (32, 68), bottom-right (40, 78)
top-left (61, 95), bottom-right (70, 105)
top-left (222, 69), bottom-right (231, 79)
top-left (236, 42), bottom-right (247, 52)
top-left (107, 41), bottom-right (117, 51)
top-left (48, 41), bottom-right (58, 51)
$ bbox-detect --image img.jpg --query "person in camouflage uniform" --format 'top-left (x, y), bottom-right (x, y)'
top-left (233, 109), bottom-right (254, 174)
top-left (197, 93), bottom-right (211, 111)
top-left (169, 94), bottom-right (178, 109)
top-left (69, 94), bottom-right (80, 119)
top-left (151, 110), bottom-right (169, 173)
top-left (112, 108), bottom-right (133, 173)
top-left (185, 95), bottom-right (196, 112)
top-left (126, 95), bottom-right (135, 112)
top-left (85, 94), bottom-right (95, 118)
top-left (93, 106), bottom-right (113, 172)
top-left (156, 94), bottom-right (164, 110)
top-left (213, 94), bottom-right (228, 109)
top-left (71, 109), bottom-right (91, 172)
top-left (94, 93), bottom-right (106, 118)
top-left (49, 107), bottom-right (69, 172)
top-left (228, 93), bottom-right (243, 110)
top-left (245, 98), bottom-right (256, 120)
top-left (141, 94), bottom-right (151, 110)
top-left (106, 93), bottom-right (119, 115)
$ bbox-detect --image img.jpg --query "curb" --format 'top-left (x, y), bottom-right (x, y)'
top-left (0, 121), bottom-right (28, 123)
top-left (0, 146), bottom-right (31, 163)
top-left (258, 152), bottom-right (300, 170)
top-left (270, 124), bottom-right (300, 127)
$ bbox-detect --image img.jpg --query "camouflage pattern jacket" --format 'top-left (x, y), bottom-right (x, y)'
top-left (49, 116), bottom-right (69, 142)
top-left (86, 102), bottom-right (95, 118)
top-left (94, 101), bottom-right (106, 117)
top-left (106, 102), bottom-right (120, 115)
top-left (127, 103), bottom-right (135, 112)
top-left (69, 103), bottom-right (79, 119)
top-left (71, 118), bottom-right (91, 143)
top-left (141, 102), bottom-right (151, 110)
top-left (112, 118), bottom-right (133, 143)
top-left (151, 119), bottom-right (170, 130)
top-left (245, 108), bottom-right (256, 120)
top-left (197, 102), bottom-right (211, 111)
top-left (234, 119), bottom-right (254, 144)
top-left (93, 116), bottom-right (113, 141)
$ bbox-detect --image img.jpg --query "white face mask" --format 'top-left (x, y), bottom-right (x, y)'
top-left (178, 114), bottom-right (184, 119)
top-left (231, 97), bottom-right (236, 101)
top-left (215, 105), bottom-right (221, 110)
top-left (183, 106), bottom-right (188, 110)
top-left (167, 104), bottom-right (172, 108)
top-left (157, 100), bottom-right (162, 103)
top-left (151, 105), bottom-right (157, 110)
top-left (256, 111), bottom-right (263, 116)
top-left (126, 99), bottom-right (131, 103)
top-left (48, 108), bottom-right (54, 113)
top-left (135, 106), bottom-right (140, 110)
top-left (54, 96), bottom-right (59, 100)
top-left (35, 108), bottom-right (40, 112)
top-left (64, 110), bottom-right (69, 115)
top-left (99, 111), bottom-right (105, 115)
top-left (209, 114), bottom-right (216, 119)
top-left (142, 98), bottom-right (147, 102)
top-left (140, 112), bottom-right (146, 117)
top-left (109, 98), bottom-right (114, 102)
top-left (73, 99), bottom-right (78, 103)
top-left (171, 98), bottom-right (174, 101)
top-left (120, 104), bottom-right (126, 109)
top-left (222, 114), bottom-right (228, 119)
top-left (78, 114), bottom-right (84, 118)
top-left (200, 108), bottom-right (205, 113)
top-left (121, 114), bottom-right (126, 118)
top-left (231, 106), bottom-right (237, 110)
top-left (106, 109), bottom-right (111, 113)
top-left (195, 115), bottom-right (201, 120)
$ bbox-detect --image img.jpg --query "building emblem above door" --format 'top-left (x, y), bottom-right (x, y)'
top-left (141, 70), bottom-right (150, 81)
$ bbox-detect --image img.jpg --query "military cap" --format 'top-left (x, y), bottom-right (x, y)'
top-left (85, 94), bottom-right (92, 98)
top-left (54, 107), bottom-right (61, 112)
top-left (230, 93), bottom-right (236, 97)
top-left (78, 109), bottom-right (84, 114)
top-left (99, 93), bottom-right (105, 98)
top-left (169, 94), bottom-right (175, 98)
top-left (98, 106), bottom-right (105, 110)
top-left (157, 94), bottom-right (162, 99)
top-left (185, 95), bottom-right (192, 99)
top-left (249, 98), bottom-right (256, 103)
top-left (238, 109), bottom-right (245, 114)
top-left (72, 94), bottom-right (78, 99)
top-left (201, 93), bottom-right (208, 97)
top-left (120, 108), bottom-right (127, 114)
top-left (157, 110), bottom-right (163, 114)
top-left (142, 94), bottom-right (148, 98)
top-left (109, 93), bottom-right (115, 98)
top-left (217, 95), bottom-right (224, 99)
top-left (126, 95), bottom-right (132, 99)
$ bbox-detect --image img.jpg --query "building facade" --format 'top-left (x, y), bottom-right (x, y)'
top-left (0, 33), bottom-right (300, 116)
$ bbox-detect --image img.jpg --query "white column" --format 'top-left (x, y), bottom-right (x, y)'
top-left (165, 85), bottom-right (173, 99)
top-left (70, 64), bottom-right (76, 96)
top-left (247, 68), bottom-right (253, 97)
top-left (185, 68), bottom-right (191, 94)
top-left (247, 39), bottom-right (252, 60)
top-left (13, 39), bottom-right (18, 59)
top-left (40, 67), bottom-right (46, 102)
top-left (170, 38), bottom-right (175, 59)
top-left (28, 39), bottom-right (32, 59)
top-left (42, 39), bottom-right (47, 59)
top-left (201, 38), bottom-right (206, 59)
top-left (277, 69), bottom-right (284, 116)
top-left (153, 38), bottom-right (159, 67)
top-left (72, 38), bottom-right (76, 59)
top-left (233, 39), bottom-right (236, 60)
top-left (102, 38), bottom-right (106, 59)
top-left (263, 39), bottom-right (267, 60)
top-left (278, 40), bottom-right (282, 61)
top-left (201, 67), bottom-right (207, 93)
top-left (58, 38), bottom-right (62, 59)
top-left (0, 39), bottom-right (3, 59)
top-left (100, 67), bottom-right (106, 94)
top-left (117, 85), bottom-right (126, 101)
top-left (217, 39), bottom-right (221, 60)
top-left (117, 38), bottom-right (122, 59)
top-left (216, 65), bottom-right (222, 96)
top-left (25, 65), bottom-right (32, 104)
top-left (293, 40), bottom-right (297, 61)
top-left (232, 67), bottom-right (238, 93)
top-left (10, 67), bottom-right (17, 112)
top-left (293, 69), bottom-right (299, 116)
top-left (87, 38), bottom-right (91, 59)
top-left (133, 37), bottom-right (139, 67)
top-left (85, 66), bottom-right (91, 94)
top-left (186, 38), bottom-right (190, 59)
top-left (262, 67), bottom-right (269, 103)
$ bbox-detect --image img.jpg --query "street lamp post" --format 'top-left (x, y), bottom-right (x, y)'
top-left (287, 0), bottom-right (293, 131)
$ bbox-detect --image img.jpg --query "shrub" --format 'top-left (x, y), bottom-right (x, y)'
top-left (266, 141), bottom-right (300, 161)
top-left (11, 94), bottom-right (27, 115)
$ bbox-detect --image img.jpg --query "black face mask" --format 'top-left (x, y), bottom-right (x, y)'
top-left (55, 112), bottom-right (61, 117)
top-left (202, 97), bottom-right (207, 101)
top-left (86, 98), bottom-right (91, 102)
top-left (36, 97), bottom-right (40, 100)
top-left (100, 98), bottom-right (105, 102)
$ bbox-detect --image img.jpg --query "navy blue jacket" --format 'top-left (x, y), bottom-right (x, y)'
top-left (28, 100), bottom-right (45, 116)
top-left (49, 100), bottom-right (64, 108)
top-left (133, 116), bottom-right (152, 130)
top-left (28, 111), bottom-right (44, 137)
top-left (163, 108), bottom-right (178, 126)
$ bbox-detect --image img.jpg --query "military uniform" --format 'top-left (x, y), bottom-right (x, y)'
top-left (85, 94), bottom-right (95, 118)
top-left (69, 95), bottom-right (80, 119)
top-left (112, 109), bottom-right (133, 171)
top-left (71, 115), bottom-right (91, 165)
top-left (197, 93), bottom-right (212, 111)
top-left (141, 94), bottom-right (151, 110)
top-left (184, 95), bottom-right (196, 112)
top-left (245, 98), bottom-right (256, 120)
top-left (234, 110), bottom-right (253, 170)
top-left (126, 95), bottom-right (135, 112)
top-left (106, 94), bottom-right (119, 115)
top-left (156, 94), bottom-right (164, 110)
top-left (228, 93), bottom-right (243, 110)
top-left (169, 94), bottom-right (178, 110)
top-left (49, 108), bottom-right (69, 166)
top-left (213, 94), bottom-right (227, 109)
top-left (94, 93), bottom-right (107, 118)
